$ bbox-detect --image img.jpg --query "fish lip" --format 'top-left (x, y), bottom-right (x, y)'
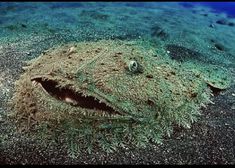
top-left (30, 76), bottom-right (122, 116)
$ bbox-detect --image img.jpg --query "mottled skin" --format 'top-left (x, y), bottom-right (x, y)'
top-left (9, 40), bottom-right (231, 154)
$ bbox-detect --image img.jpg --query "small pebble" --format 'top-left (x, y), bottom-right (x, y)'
top-left (68, 46), bottom-right (76, 54)
top-left (209, 24), bottom-right (215, 28)
top-left (216, 19), bottom-right (227, 25)
top-left (228, 22), bottom-right (235, 27)
top-left (231, 104), bottom-right (235, 110)
top-left (21, 24), bottom-right (27, 28)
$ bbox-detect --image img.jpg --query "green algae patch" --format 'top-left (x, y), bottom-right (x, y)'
top-left (9, 39), bottom-right (230, 157)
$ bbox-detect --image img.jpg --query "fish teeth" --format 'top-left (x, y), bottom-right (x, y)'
top-left (82, 93), bottom-right (87, 97)
top-left (111, 114), bottom-right (116, 117)
top-left (32, 80), bottom-right (38, 87)
top-left (82, 111), bottom-right (86, 115)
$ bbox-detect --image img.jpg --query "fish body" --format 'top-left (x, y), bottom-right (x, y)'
top-left (10, 40), bottom-right (230, 153)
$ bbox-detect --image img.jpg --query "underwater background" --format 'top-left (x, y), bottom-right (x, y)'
top-left (0, 2), bottom-right (234, 164)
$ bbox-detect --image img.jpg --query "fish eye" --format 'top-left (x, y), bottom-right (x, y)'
top-left (128, 60), bottom-right (138, 73)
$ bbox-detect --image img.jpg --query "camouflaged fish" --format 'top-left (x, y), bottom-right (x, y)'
top-left (10, 40), bottom-right (231, 154)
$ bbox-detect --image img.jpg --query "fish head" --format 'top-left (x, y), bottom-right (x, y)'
top-left (11, 40), bottom-right (212, 134)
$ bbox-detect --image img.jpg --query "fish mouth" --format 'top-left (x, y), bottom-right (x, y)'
top-left (31, 77), bottom-right (121, 116)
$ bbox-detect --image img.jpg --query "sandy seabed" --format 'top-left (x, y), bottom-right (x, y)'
top-left (0, 2), bottom-right (235, 164)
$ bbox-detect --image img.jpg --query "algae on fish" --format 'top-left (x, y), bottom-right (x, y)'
top-left (9, 39), bottom-right (231, 157)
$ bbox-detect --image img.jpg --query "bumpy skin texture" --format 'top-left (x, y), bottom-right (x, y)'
top-left (10, 40), bottom-right (229, 153)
